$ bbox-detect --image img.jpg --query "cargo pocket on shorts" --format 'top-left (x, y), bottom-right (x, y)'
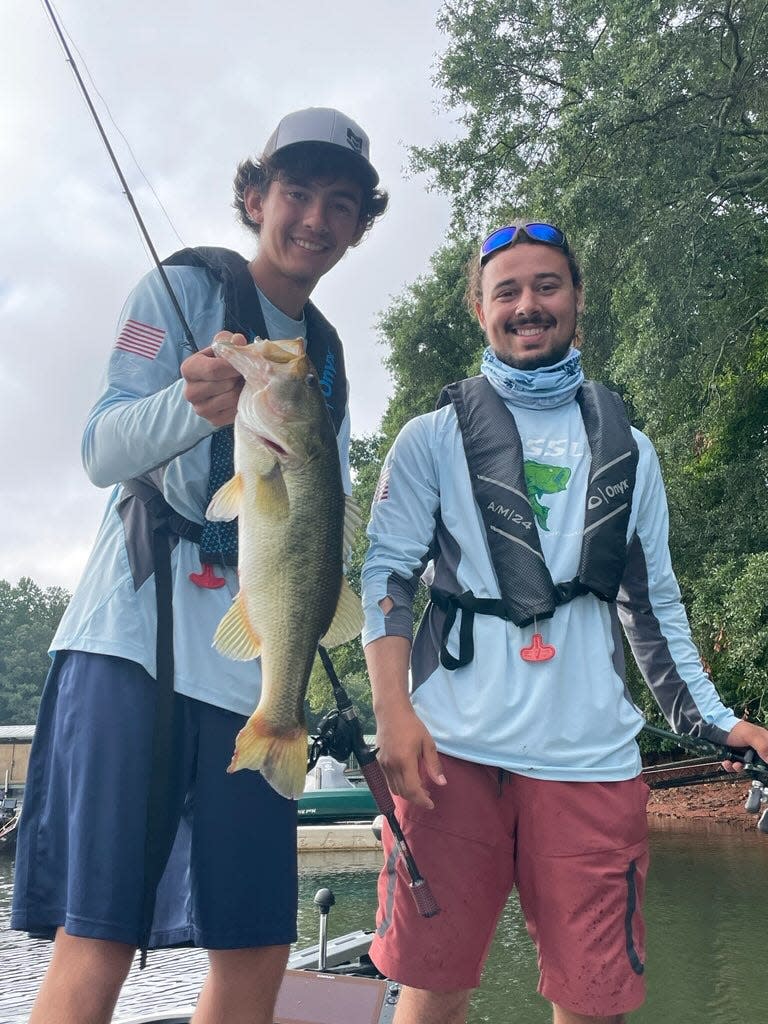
top-left (624, 859), bottom-right (645, 975)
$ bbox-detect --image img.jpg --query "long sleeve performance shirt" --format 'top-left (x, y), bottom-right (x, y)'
top-left (51, 263), bottom-right (351, 716)
top-left (361, 395), bottom-right (738, 782)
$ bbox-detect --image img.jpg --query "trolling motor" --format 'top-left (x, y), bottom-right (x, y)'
top-left (642, 722), bottom-right (768, 835)
top-left (308, 647), bottom-right (440, 918)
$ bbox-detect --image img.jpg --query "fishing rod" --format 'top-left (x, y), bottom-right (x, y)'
top-left (311, 646), bottom-right (440, 918)
top-left (40, 0), bottom-right (196, 348)
top-left (640, 721), bottom-right (768, 832)
top-left (641, 722), bottom-right (768, 781)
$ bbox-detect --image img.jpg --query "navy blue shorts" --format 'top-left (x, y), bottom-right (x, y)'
top-left (11, 651), bottom-right (298, 949)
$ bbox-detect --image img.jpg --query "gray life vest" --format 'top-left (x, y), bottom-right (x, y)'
top-left (429, 375), bottom-right (639, 669)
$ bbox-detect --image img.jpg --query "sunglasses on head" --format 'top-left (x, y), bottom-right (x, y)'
top-left (480, 222), bottom-right (569, 265)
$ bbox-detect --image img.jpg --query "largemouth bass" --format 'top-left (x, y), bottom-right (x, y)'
top-left (207, 333), bottom-right (363, 800)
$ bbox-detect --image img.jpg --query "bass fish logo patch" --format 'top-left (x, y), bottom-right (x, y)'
top-left (524, 461), bottom-right (571, 530)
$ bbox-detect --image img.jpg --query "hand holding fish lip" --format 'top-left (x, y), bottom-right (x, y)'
top-left (181, 331), bottom-right (248, 427)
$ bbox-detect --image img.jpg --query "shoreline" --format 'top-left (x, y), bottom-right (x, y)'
top-left (646, 776), bottom-right (760, 830)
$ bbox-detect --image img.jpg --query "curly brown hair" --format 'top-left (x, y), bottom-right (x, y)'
top-left (233, 143), bottom-right (388, 240)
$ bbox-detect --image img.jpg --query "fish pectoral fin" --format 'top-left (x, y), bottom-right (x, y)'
top-left (321, 578), bottom-right (364, 648)
top-left (342, 494), bottom-right (363, 561)
top-left (227, 712), bottom-right (307, 800)
top-left (206, 473), bottom-right (244, 522)
top-left (255, 465), bottom-right (290, 517)
top-left (212, 594), bottom-right (262, 660)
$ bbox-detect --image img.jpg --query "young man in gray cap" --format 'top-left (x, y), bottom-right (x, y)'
top-left (12, 107), bottom-right (388, 1024)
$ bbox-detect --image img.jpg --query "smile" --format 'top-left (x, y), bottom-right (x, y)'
top-left (292, 237), bottom-right (328, 253)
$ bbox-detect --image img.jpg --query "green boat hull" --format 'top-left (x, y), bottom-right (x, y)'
top-left (297, 785), bottom-right (378, 823)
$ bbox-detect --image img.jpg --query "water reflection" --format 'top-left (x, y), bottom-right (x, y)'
top-left (2, 823), bottom-right (767, 1024)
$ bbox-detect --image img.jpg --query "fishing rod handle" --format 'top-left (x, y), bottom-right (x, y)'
top-left (359, 757), bottom-right (396, 816)
top-left (388, 824), bottom-right (441, 918)
top-left (360, 759), bottom-right (442, 916)
top-left (409, 877), bottom-right (441, 918)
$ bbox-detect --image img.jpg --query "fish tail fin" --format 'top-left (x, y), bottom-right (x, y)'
top-left (227, 711), bottom-right (307, 800)
top-left (213, 594), bottom-right (262, 660)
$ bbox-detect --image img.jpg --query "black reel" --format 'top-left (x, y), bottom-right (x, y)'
top-left (307, 708), bottom-right (360, 771)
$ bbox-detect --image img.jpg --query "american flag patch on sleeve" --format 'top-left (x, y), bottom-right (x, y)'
top-left (115, 319), bottom-right (166, 359)
top-left (373, 466), bottom-right (391, 503)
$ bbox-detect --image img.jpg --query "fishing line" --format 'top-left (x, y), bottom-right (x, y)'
top-left (46, 3), bottom-right (186, 251)
top-left (40, 0), bottom-right (196, 347)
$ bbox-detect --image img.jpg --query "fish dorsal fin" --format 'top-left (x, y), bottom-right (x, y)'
top-left (321, 578), bottom-right (364, 648)
top-left (212, 593), bottom-right (262, 661)
top-left (206, 473), bottom-right (243, 522)
top-left (342, 494), bottom-right (363, 561)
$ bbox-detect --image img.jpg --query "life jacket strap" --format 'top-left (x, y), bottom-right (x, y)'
top-left (430, 580), bottom-right (599, 671)
top-left (430, 588), bottom-right (509, 670)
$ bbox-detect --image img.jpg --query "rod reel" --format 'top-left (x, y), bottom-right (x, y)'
top-left (309, 647), bottom-right (440, 918)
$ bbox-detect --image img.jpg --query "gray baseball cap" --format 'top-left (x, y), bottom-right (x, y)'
top-left (261, 107), bottom-right (379, 186)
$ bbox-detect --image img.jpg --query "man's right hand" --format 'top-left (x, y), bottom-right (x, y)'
top-left (375, 705), bottom-right (447, 810)
top-left (181, 331), bottom-right (247, 427)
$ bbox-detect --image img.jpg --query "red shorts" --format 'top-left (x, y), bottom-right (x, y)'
top-left (370, 755), bottom-right (649, 1017)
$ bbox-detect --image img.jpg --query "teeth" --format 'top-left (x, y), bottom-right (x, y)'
top-left (293, 238), bottom-right (325, 252)
top-left (516, 327), bottom-right (546, 336)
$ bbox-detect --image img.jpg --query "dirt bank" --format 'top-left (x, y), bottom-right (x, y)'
top-left (646, 775), bottom-right (760, 829)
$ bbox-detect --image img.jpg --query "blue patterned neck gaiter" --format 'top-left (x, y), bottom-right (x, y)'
top-left (480, 346), bottom-right (584, 409)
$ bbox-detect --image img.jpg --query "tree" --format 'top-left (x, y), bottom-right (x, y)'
top-left (0, 578), bottom-right (70, 724)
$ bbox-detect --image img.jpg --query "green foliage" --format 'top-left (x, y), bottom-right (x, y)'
top-left (0, 577), bottom-right (70, 725)
top-left (688, 553), bottom-right (768, 719)
top-left (379, 238), bottom-right (485, 443)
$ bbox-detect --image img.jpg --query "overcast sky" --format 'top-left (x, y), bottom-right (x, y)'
top-left (2, 1), bottom-right (457, 592)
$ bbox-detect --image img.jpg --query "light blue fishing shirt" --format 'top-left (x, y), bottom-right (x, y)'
top-left (361, 394), bottom-right (739, 782)
top-left (51, 263), bottom-right (351, 716)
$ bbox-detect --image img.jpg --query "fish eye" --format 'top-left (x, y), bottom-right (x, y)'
top-left (305, 373), bottom-right (318, 387)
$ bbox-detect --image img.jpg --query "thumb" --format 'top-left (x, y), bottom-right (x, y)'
top-left (231, 332), bottom-right (248, 347)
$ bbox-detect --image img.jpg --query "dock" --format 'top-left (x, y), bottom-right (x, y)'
top-left (297, 821), bottom-right (381, 853)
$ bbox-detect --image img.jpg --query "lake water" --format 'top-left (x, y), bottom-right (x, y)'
top-left (1, 820), bottom-right (767, 1023)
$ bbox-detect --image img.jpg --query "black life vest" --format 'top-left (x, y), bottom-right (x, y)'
top-left (428, 375), bottom-right (639, 670)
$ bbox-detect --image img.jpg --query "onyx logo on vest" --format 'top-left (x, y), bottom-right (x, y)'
top-left (587, 477), bottom-right (631, 510)
top-left (319, 350), bottom-right (337, 415)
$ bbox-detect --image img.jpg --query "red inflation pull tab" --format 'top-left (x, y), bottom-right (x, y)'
top-left (520, 633), bottom-right (556, 662)
top-left (189, 563), bottom-right (226, 589)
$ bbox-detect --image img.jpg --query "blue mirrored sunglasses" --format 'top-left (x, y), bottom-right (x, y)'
top-left (480, 222), bottom-right (568, 265)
